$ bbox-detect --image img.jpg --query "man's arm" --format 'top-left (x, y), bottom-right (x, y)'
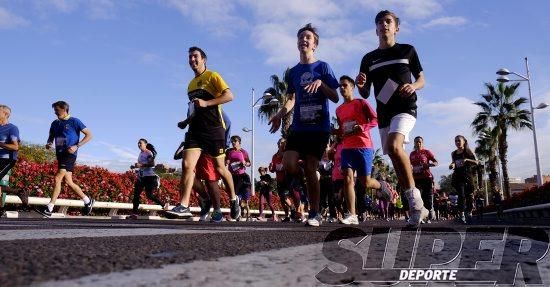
top-left (194, 89), bottom-right (234, 108)
top-left (399, 71), bottom-right (425, 97)
top-left (67, 128), bottom-right (92, 154)
top-left (0, 140), bottom-right (18, 151)
top-left (268, 93), bottom-right (295, 134)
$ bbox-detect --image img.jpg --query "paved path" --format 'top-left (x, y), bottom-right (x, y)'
top-left (1, 216), bottom-right (549, 286)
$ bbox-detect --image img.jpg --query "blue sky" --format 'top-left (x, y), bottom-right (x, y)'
top-left (1, 0), bottom-right (550, 183)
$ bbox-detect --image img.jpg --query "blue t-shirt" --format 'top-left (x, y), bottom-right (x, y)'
top-left (286, 60), bottom-right (339, 133)
top-left (49, 117), bottom-right (86, 154)
top-left (0, 123), bottom-right (20, 160)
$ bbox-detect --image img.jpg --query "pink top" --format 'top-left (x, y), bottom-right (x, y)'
top-left (332, 143), bottom-right (344, 181)
top-left (226, 148), bottom-right (250, 175)
top-left (336, 99), bottom-right (378, 149)
top-left (410, 149), bottom-right (436, 179)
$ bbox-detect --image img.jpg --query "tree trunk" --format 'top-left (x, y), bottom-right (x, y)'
top-left (498, 128), bottom-right (510, 198)
top-left (488, 155), bottom-right (499, 196)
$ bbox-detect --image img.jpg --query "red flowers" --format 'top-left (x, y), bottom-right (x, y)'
top-left (10, 157), bottom-right (282, 209)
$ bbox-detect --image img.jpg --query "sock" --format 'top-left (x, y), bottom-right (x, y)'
top-left (83, 196), bottom-right (91, 205)
top-left (47, 203), bottom-right (54, 212)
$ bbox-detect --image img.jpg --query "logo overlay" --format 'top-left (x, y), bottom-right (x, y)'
top-left (317, 227), bottom-right (550, 286)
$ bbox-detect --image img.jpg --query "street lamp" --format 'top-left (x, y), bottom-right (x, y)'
top-left (496, 57), bottom-right (549, 186)
top-left (244, 89), bottom-right (278, 195)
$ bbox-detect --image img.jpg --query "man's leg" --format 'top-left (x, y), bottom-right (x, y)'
top-left (180, 149), bottom-right (202, 206)
top-left (64, 172), bottom-right (87, 199)
top-left (213, 156), bottom-right (236, 200)
top-left (304, 154), bottom-right (320, 218)
top-left (385, 133), bottom-right (414, 190)
top-left (343, 168), bottom-right (356, 215)
top-left (50, 169), bottom-right (67, 205)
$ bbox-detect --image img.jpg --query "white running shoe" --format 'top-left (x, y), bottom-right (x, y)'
top-left (406, 187), bottom-right (429, 227)
top-left (306, 215), bottom-right (322, 227)
top-left (199, 213), bottom-right (210, 222)
top-left (340, 213), bottom-right (359, 225)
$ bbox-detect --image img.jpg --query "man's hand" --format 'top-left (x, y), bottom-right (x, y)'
top-left (193, 98), bottom-right (209, 108)
top-left (67, 145), bottom-right (78, 154)
top-left (177, 120), bottom-right (189, 130)
top-left (268, 114), bottom-right (282, 134)
top-left (355, 72), bottom-right (367, 89)
top-left (399, 83), bottom-right (416, 97)
top-left (45, 142), bottom-right (53, 150)
top-left (304, 79), bottom-right (322, 94)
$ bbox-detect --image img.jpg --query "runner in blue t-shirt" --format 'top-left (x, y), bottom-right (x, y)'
top-left (268, 23), bottom-right (339, 227)
top-left (36, 101), bottom-right (94, 218)
top-left (0, 105), bottom-right (29, 216)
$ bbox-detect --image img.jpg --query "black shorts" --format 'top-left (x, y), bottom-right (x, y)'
top-left (285, 131), bottom-right (330, 160)
top-left (184, 132), bottom-right (226, 158)
top-left (57, 152), bottom-right (77, 172)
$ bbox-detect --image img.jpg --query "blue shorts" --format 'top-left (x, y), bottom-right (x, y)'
top-left (341, 148), bottom-right (374, 177)
top-left (57, 152), bottom-right (77, 172)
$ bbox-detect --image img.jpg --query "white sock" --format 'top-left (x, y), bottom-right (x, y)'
top-left (83, 196), bottom-right (91, 205)
top-left (47, 203), bottom-right (54, 212)
top-left (231, 196), bottom-right (237, 201)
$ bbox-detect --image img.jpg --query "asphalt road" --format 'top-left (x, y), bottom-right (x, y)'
top-left (1, 215), bottom-right (550, 287)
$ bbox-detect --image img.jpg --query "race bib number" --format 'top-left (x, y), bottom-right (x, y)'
top-left (377, 78), bottom-right (399, 105)
top-left (300, 104), bottom-right (322, 125)
top-left (343, 121), bottom-right (357, 135)
top-left (455, 159), bottom-right (464, 167)
top-left (55, 137), bottom-right (67, 147)
top-left (230, 161), bottom-right (242, 172)
top-left (413, 165), bottom-right (423, 173)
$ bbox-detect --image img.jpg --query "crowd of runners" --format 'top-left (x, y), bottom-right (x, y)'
top-left (0, 10), bottom-right (499, 226)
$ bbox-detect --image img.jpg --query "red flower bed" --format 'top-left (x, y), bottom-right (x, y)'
top-left (10, 157), bottom-right (281, 210)
top-left (484, 182), bottom-right (550, 212)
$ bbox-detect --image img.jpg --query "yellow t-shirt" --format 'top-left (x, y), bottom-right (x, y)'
top-left (187, 70), bottom-right (229, 139)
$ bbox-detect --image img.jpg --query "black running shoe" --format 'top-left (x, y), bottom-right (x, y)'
top-left (82, 198), bottom-right (95, 215)
top-left (230, 197), bottom-right (241, 220)
top-left (35, 206), bottom-right (52, 218)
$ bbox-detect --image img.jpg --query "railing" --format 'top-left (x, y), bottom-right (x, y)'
top-left (3, 195), bottom-right (286, 218)
top-left (484, 203), bottom-right (550, 219)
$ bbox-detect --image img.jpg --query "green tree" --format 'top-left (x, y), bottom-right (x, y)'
top-left (18, 142), bottom-right (56, 163)
top-left (471, 82), bottom-right (532, 198)
top-left (474, 127), bottom-right (500, 197)
top-left (258, 69), bottom-right (292, 138)
top-left (439, 174), bottom-right (456, 195)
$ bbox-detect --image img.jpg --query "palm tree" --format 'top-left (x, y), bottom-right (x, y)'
top-left (471, 82), bottom-right (532, 198)
top-left (258, 69), bottom-right (292, 138)
top-left (474, 127), bottom-right (500, 197)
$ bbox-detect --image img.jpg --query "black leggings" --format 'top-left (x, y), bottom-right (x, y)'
top-left (0, 159), bottom-right (15, 180)
top-left (452, 174), bottom-right (474, 214)
top-left (133, 176), bottom-right (164, 213)
top-left (415, 177), bottom-right (434, 211)
top-left (320, 177), bottom-right (337, 218)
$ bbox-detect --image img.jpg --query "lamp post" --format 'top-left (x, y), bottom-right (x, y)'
top-left (497, 57), bottom-right (549, 186)
top-left (243, 89), bottom-right (278, 195)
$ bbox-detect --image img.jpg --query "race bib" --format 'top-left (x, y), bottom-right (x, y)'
top-left (455, 159), bottom-right (464, 167)
top-left (343, 121), bottom-right (357, 135)
top-left (230, 161), bottom-right (242, 172)
top-left (377, 78), bottom-right (399, 105)
top-left (55, 137), bottom-right (67, 147)
top-left (300, 104), bottom-right (322, 125)
top-left (413, 165), bottom-right (423, 173)
top-left (276, 163), bottom-right (283, 171)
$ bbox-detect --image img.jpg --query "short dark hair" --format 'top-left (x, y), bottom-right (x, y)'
top-left (414, 136), bottom-right (423, 142)
top-left (375, 10), bottom-right (400, 26)
top-left (188, 46), bottom-right (207, 60)
top-left (52, 101), bottom-right (70, 113)
top-left (339, 75), bottom-right (355, 87)
top-left (297, 23), bottom-right (319, 45)
top-left (230, 135), bottom-right (241, 143)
